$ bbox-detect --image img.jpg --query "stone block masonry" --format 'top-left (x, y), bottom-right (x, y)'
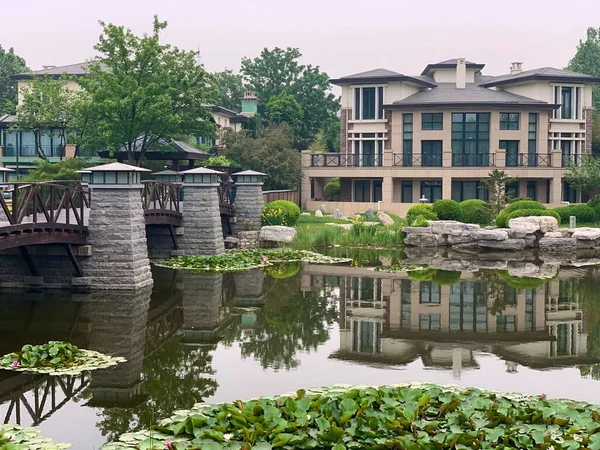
top-left (232, 184), bottom-right (264, 233)
top-left (73, 187), bottom-right (153, 290)
top-left (173, 186), bottom-right (224, 256)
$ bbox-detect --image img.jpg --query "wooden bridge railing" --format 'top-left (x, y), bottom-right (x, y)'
top-left (0, 181), bottom-right (90, 226)
top-left (141, 180), bottom-right (183, 226)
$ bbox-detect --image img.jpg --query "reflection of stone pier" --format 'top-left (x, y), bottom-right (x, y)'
top-left (78, 288), bottom-right (152, 407)
top-left (234, 269), bottom-right (264, 307)
top-left (181, 273), bottom-right (227, 343)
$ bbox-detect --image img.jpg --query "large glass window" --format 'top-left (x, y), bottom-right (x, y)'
top-left (422, 113), bottom-right (443, 130)
top-left (563, 180), bottom-right (578, 203)
top-left (354, 86), bottom-right (385, 120)
top-left (362, 87), bottom-right (376, 120)
top-left (497, 315), bottom-right (516, 333)
top-left (421, 140), bottom-right (443, 167)
top-left (527, 181), bottom-right (537, 201)
top-left (353, 180), bottom-right (382, 202)
top-left (449, 282), bottom-right (488, 332)
top-left (419, 314), bottom-right (441, 331)
top-left (451, 113), bottom-right (490, 167)
top-left (351, 135), bottom-right (383, 167)
top-left (401, 280), bottom-right (412, 330)
top-left (420, 282), bottom-right (441, 304)
top-left (499, 113), bottom-right (520, 130)
top-left (401, 180), bottom-right (413, 203)
top-left (561, 137), bottom-right (572, 167)
top-left (403, 114), bottom-right (413, 167)
top-left (420, 180), bottom-right (442, 203)
top-left (451, 181), bottom-right (488, 202)
top-left (561, 87), bottom-right (572, 119)
top-left (506, 181), bottom-right (519, 200)
top-left (528, 113), bottom-right (538, 165)
top-left (500, 140), bottom-right (519, 167)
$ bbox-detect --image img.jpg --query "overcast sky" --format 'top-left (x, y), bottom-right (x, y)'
top-left (1, 0), bottom-right (599, 83)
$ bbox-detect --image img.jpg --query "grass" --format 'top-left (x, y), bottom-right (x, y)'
top-left (297, 214), bottom-right (350, 225)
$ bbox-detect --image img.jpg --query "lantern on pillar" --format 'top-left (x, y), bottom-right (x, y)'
top-left (180, 167), bottom-right (224, 186)
top-left (152, 170), bottom-right (183, 184)
top-left (0, 167), bottom-right (14, 183)
top-left (78, 162), bottom-right (151, 187)
top-left (234, 170), bottom-right (266, 185)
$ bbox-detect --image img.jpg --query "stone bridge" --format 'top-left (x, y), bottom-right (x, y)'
top-left (0, 163), bottom-right (266, 291)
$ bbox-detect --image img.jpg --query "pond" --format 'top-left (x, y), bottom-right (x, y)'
top-left (1, 251), bottom-right (600, 448)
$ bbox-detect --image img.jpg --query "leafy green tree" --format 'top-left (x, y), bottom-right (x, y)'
top-left (0, 45), bottom-right (27, 114)
top-left (223, 125), bottom-right (302, 190)
top-left (79, 16), bottom-right (218, 165)
top-left (481, 169), bottom-right (515, 216)
top-left (264, 90), bottom-right (303, 131)
top-left (16, 74), bottom-right (86, 159)
top-left (563, 155), bottom-right (600, 197)
top-left (241, 47), bottom-right (339, 149)
top-left (22, 158), bottom-right (95, 181)
top-left (322, 117), bottom-right (340, 152)
top-left (214, 69), bottom-right (245, 112)
top-left (567, 27), bottom-right (600, 113)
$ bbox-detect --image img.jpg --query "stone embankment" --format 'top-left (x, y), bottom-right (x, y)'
top-left (403, 217), bottom-right (600, 252)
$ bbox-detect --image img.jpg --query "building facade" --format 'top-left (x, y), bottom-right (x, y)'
top-left (301, 59), bottom-right (600, 216)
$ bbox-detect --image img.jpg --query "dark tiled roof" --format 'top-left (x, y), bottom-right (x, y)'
top-left (481, 67), bottom-right (600, 87)
top-left (330, 68), bottom-right (436, 88)
top-left (387, 82), bottom-right (556, 109)
top-left (421, 59), bottom-right (485, 76)
top-left (340, 68), bottom-right (403, 79)
top-left (12, 61), bottom-right (108, 80)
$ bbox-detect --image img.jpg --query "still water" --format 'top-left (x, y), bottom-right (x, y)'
top-left (1, 251), bottom-right (600, 448)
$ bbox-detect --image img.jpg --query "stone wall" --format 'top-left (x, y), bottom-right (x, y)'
top-left (234, 268), bottom-right (264, 307)
top-left (232, 184), bottom-right (264, 233)
top-left (181, 272), bottom-right (223, 332)
top-left (146, 226), bottom-right (176, 259)
top-left (585, 107), bottom-right (594, 155)
top-left (340, 108), bottom-right (351, 155)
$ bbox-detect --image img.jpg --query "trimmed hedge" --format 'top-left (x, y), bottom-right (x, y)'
top-left (261, 200), bottom-right (301, 226)
top-left (496, 208), bottom-right (561, 228)
top-left (458, 199), bottom-right (492, 225)
top-left (324, 178), bottom-right (340, 200)
top-left (411, 215), bottom-right (431, 227)
top-left (503, 200), bottom-right (546, 214)
top-left (554, 204), bottom-right (596, 225)
top-left (432, 199), bottom-right (461, 221)
top-left (406, 204), bottom-right (437, 225)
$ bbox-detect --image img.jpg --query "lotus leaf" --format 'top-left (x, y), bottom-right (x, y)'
top-left (100, 383), bottom-right (600, 449)
top-left (0, 424), bottom-right (71, 449)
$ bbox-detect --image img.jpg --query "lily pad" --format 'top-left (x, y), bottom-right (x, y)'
top-left (0, 424), bottom-right (71, 449)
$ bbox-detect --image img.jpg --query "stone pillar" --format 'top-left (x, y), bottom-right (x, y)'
top-left (584, 107), bottom-right (594, 155)
top-left (181, 273), bottom-right (224, 343)
top-left (234, 269), bottom-right (264, 307)
top-left (382, 176), bottom-right (392, 207)
top-left (232, 170), bottom-right (266, 233)
top-left (174, 167), bottom-right (224, 256)
top-left (496, 147), bottom-right (506, 168)
top-left (73, 163), bottom-right (153, 291)
top-left (442, 176), bottom-right (452, 200)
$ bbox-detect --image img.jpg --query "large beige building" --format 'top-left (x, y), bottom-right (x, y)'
top-left (301, 59), bottom-right (600, 216)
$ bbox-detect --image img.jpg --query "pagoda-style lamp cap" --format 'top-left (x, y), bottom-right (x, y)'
top-left (0, 166), bottom-right (14, 182)
top-left (77, 162), bottom-right (150, 186)
top-left (234, 170), bottom-right (266, 185)
top-left (152, 169), bottom-right (183, 183)
top-left (180, 167), bottom-right (224, 185)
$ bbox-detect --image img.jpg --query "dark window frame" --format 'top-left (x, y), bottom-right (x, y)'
top-left (451, 113), bottom-right (490, 167)
top-left (422, 113), bottom-right (443, 130)
top-left (421, 140), bottom-right (443, 167)
top-left (499, 112), bottom-right (520, 130)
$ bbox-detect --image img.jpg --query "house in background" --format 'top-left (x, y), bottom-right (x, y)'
top-left (301, 58), bottom-right (600, 216)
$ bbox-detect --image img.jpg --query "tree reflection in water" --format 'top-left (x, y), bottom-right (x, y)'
top-left (94, 335), bottom-right (217, 442)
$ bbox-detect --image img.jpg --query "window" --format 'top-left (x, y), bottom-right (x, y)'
top-left (401, 280), bottom-right (412, 330)
top-left (561, 87), bottom-right (572, 119)
top-left (451, 113), bottom-right (490, 167)
top-left (449, 282), bottom-right (488, 332)
top-left (554, 86), bottom-right (583, 120)
top-left (353, 179), bottom-right (382, 202)
top-left (403, 114), bottom-right (413, 167)
top-left (497, 315), bottom-right (516, 333)
top-left (561, 137), bottom-right (572, 167)
top-left (528, 113), bottom-right (538, 165)
top-left (421, 141), bottom-right (443, 167)
top-left (499, 113), bottom-right (520, 130)
top-left (506, 181), bottom-right (519, 200)
top-left (527, 181), bottom-right (537, 201)
top-left (563, 180), bottom-right (578, 203)
top-left (353, 86), bottom-right (385, 120)
top-left (524, 289), bottom-right (535, 331)
top-left (1, 129), bottom-right (65, 158)
top-left (420, 282), bottom-right (441, 304)
top-left (401, 180), bottom-right (413, 203)
top-left (451, 181), bottom-right (488, 202)
top-left (499, 140), bottom-right (519, 167)
top-left (351, 135), bottom-right (384, 167)
top-left (420, 181), bottom-right (442, 203)
top-left (419, 313), bottom-right (441, 331)
top-left (422, 113), bottom-right (443, 130)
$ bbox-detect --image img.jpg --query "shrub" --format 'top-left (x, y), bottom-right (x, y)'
top-left (406, 204), bottom-right (437, 225)
top-left (431, 270), bottom-right (462, 285)
top-left (323, 178), bottom-right (340, 200)
top-left (496, 208), bottom-right (561, 228)
top-left (553, 204), bottom-right (596, 225)
top-left (411, 215), bottom-right (431, 227)
top-left (503, 200), bottom-right (546, 214)
top-left (261, 200), bottom-right (301, 226)
top-left (458, 199), bottom-right (492, 225)
top-left (432, 199), bottom-right (460, 221)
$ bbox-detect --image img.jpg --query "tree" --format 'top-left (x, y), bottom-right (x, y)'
top-left (563, 155), bottom-right (600, 197)
top-left (16, 75), bottom-right (86, 159)
top-left (79, 16), bottom-right (218, 165)
top-left (22, 158), bottom-right (94, 182)
top-left (264, 90), bottom-right (303, 131)
top-left (241, 47), bottom-right (339, 149)
top-left (481, 169), bottom-right (515, 216)
top-left (223, 125), bottom-right (302, 190)
top-left (567, 27), bottom-right (600, 113)
top-left (0, 45), bottom-right (27, 114)
top-left (214, 69), bottom-right (245, 112)
top-left (322, 117), bottom-right (340, 152)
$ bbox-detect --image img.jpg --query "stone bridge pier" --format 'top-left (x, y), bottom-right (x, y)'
top-left (181, 272), bottom-right (226, 343)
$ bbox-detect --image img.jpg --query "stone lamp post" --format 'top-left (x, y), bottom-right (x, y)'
top-left (233, 170), bottom-right (266, 232)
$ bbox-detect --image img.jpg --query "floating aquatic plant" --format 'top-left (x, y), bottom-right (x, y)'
top-left (0, 424), bottom-right (71, 449)
top-left (0, 341), bottom-right (126, 376)
top-left (101, 383), bottom-right (600, 449)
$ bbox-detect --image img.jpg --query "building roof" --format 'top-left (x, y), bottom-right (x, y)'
top-left (0, 115), bottom-right (17, 127)
top-left (12, 61), bottom-right (108, 80)
top-left (330, 68), bottom-right (437, 88)
top-left (152, 170), bottom-right (181, 176)
top-left (205, 104), bottom-right (247, 120)
top-left (79, 162), bottom-right (151, 172)
top-left (386, 82), bottom-right (558, 110)
top-left (180, 167), bottom-right (225, 175)
top-left (480, 67), bottom-right (600, 87)
top-left (235, 170), bottom-right (267, 176)
top-left (421, 59), bottom-right (486, 76)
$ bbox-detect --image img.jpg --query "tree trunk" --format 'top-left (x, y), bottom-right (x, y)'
top-left (34, 131), bottom-right (48, 160)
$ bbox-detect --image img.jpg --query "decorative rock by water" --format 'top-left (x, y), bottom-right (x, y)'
top-left (478, 238), bottom-right (525, 251)
top-left (404, 232), bottom-right (439, 247)
top-left (378, 212), bottom-right (394, 227)
top-left (474, 229), bottom-right (508, 241)
top-left (539, 236), bottom-right (577, 251)
top-left (259, 226), bottom-right (297, 243)
top-left (508, 216), bottom-right (558, 233)
top-left (430, 221), bottom-right (480, 236)
top-left (572, 228), bottom-right (600, 241)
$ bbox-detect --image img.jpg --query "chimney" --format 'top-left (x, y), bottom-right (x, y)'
top-left (456, 58), bottom-right (466, 89)
top-left (510, 62), bottom-right (523, 75)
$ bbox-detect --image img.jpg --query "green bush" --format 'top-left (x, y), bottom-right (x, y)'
top-left (431, 270), bottom-right (462, 285)
top-left (323, 178), bottom-right (340, 200)
top-left (406, 204), bottom-right (437, 225)
top-left (503, 200), bottom-right (546, 214)
top-left (553, 204), bottom-right (596, 225)
top-left (432, 199), bottom-right (460, 221)
top-left (496, 208), bottom-right (561, 228)
top-left (458, 199), bottom-right (492, 225)
top-left (411, 215), bottom-right (431, 227)
top-left (261, 200), bottom-right (301, 226)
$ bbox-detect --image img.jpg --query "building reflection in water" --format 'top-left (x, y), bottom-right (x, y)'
top-left (304, 264), bottom-right (593, 379)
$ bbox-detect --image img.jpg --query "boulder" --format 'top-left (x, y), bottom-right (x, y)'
top-left (402, 226), bottom-right (433, 234)
top-left (333, 208), bottom-right (341, 219)
top-left (430, 221), bottom-right (480, 236)
top-left (544, 231), bottom-right (563, 239)
top-left (478, 239), bottom-right (525, 251)
top-left (315, 210), bottom-right (323, 217)
top-left (523, 235), bottom-right (537, 248)
top-left (474, 229), bottom-right (508, 241)
top-left (572, 228), bottom-right (600, 241)
top-left (378, 212), bottom-right (394, 227)
top-left (508, 229), bottom-right (528, 239)
top-left (224, 236), bottom-right (240, 249)
top-left (508, 262), bottom-right (558, 279)
top-left (260, 226), bottom-right (297, 243)
top-left (576, 239), bottom-right (597, 249)
top-left (321, 204), bottom-right (327, 214)
top-left (539, 236), bottom-right (576, 252)
top-left (365, 208), bottom-right (375, 219)
top-left (508, 216), bottom-right (559, 234)
top-left (404, 233), bottom-right (439, 247)
top-left (447, 234), bottom-right (475, 245)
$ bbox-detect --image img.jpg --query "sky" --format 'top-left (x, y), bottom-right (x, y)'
top-left (1, 0), bottom-right (599, 86)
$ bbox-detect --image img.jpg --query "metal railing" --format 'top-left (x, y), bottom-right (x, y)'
top-left (505, 153), bottom-right (553, 167)
top-left (310, 153), bottom-right (383, 167)
top-left (452, 153), bottom-right (495, 167)
top-left (562, 154), bottom-right (583, 167)
top-left (1, 145), bottom-right (65, 158)
top-left (392, 153), bottom-right (442, 167)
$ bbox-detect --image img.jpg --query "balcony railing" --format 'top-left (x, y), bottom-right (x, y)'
top-left (562, 154), bottom-right (583, 167)
top-left (505, 153), bottom-right (553, 167)
top-left (452, 153), bottom-right (495, 167)
top-left (392, 153), bottom-right (442, 167)
top-left (310, 153), bottom-right (383, 167)
top-left (2, 145), bottom-right (65, 158)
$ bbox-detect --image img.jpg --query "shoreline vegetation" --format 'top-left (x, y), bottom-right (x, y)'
top-left (101, 383), bottom-right (600, 450)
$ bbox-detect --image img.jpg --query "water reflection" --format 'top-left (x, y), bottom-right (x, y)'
top-left (1, 259), bottom-right (600, 448)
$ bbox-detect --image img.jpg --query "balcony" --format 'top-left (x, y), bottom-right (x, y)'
top-left (1, 145), bottom-right (65, 158)
top-left (452, 153), bottom-right (495, 167)
top-left (393, 154), bottom-right (442, 167)
top-left (505, 153), bottom-right (553, 168)
top-left (310, 153), bottom-right (383, 167)
top-left (561, 154), bottom-right (583, 168)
